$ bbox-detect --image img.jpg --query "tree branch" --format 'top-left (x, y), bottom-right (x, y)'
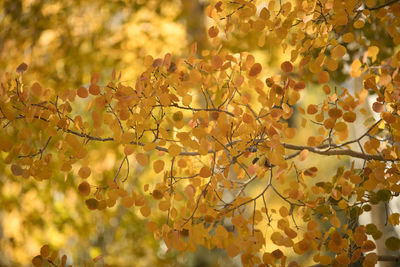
top-left (282, 143), bottom-right (393, 162)
top-left (366, 0), bottom-right (399, 11)
top-left (309, 254), bottom-right (400, 266)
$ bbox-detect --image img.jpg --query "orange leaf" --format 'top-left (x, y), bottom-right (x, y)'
top-left (77, 87), bottom-right (88, 98)
top-left (78, 182), bottom-right (91, 196)
top-left (299, 149), bottom-right (309, 161)
top-left (208, 26), bottom-right (219, 38)
top-left (199, 166), bottom-right (211, 178)
top-left (318, 71), bottom-right (330, 84)
top-left (40, 245), bottom-right (50, 258)
top-left (372, 102), bottom-right (384, 113)
top-left (212, 55), bottom-right (223, 69)
top-left (249, 63), bottom-right (262, 76)
top-left (281, 61), bottom-right (293, 73)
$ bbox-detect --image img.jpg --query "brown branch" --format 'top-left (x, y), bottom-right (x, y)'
top-left (282, 143), bottom-right (392, 162)
top-left (167, 157), bottom-right (175, 225)
top-left (11, 111), bottom-right (396, 162)
top-left (60, 128), bottom-right (399, 162)
top-left (156, 103), bottom-right (235, 117)
top-left (366, 0), bottom-right (399, 11)
top-left (18, 136), bottom-right (52, 159)
top-left (182, 179), bottom-right (212, 227)
top-left (309, 255), bottom-right (400, 266)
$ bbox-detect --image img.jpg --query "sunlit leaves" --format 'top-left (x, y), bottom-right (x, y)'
top-left (367, 46), bottom-right (379, 62)
top-left (388, 213), bottom-right (400, 226)
top-left (351, 59), bottom-right (363, 77)
top-left (5, 0), bottom-right (400, 266)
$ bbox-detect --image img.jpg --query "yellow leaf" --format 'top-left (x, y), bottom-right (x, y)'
top-left (331, 45), bottom-right (346, 58)
top-left (144, 142), bottom-right (157, 152)
top-left (279, 206), bottom-right (289, 217)
top-left (389, 213), bottom-right (400, 226)
top-left (136, 153), bottom-right (149, 166)
top-left (140, 205), bottom-right (151, 217)
top-left (367, 46), bottom-right (379, 62)
top-left (158, 200), bottom-right (170, 211)
top-left (318, 71), bottom-right (330, 84)
top-left (153, 160), bottom-right (165, 173)
top-left (182, 95), bottom-right (192, 106)
top-left (351, 59), bottom-right (363, 77)
top-left (325, 58), bottom-right (338, 71)
top-left (342, 33), bottom-right (354, 43)
top-left (226, 243), bottom-right (241, 257)
top-left (168, 144), bottom-right (182, 157)
top-left (353, 20), bottom-right (365, 29)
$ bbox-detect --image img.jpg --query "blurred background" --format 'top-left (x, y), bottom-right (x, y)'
top-left (0, 1), bottom-right (238, 266)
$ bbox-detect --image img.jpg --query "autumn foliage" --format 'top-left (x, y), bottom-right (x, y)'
top-left (2, 0), bottom-right (400, 266)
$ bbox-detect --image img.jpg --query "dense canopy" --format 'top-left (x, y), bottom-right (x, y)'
top-left (1, 0), bottom-right (400, 266)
